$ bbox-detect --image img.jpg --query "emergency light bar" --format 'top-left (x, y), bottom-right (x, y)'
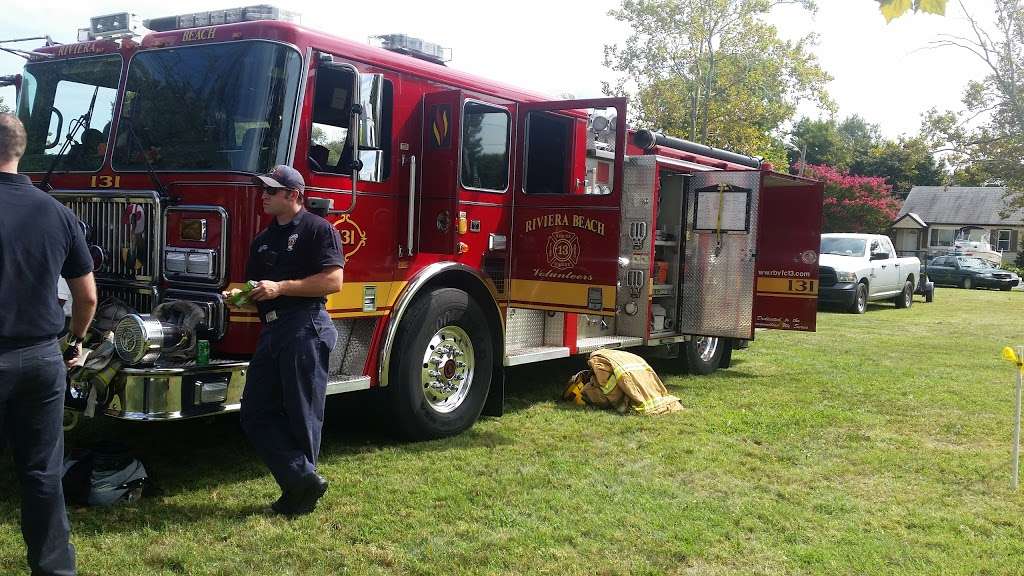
top-left (86, 12), bottom-right (142, 40)
top-left (143, 4), bottom-right (300, 33)
top-left (374, 34), bottom-right (451, 65)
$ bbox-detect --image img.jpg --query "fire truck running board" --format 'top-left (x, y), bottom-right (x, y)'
top-left (575, 336), bottom-right (644, 355)
top-left (505, 346), bottom-right (570, 367)
top-left (326, 375), bottom-right (372, 395)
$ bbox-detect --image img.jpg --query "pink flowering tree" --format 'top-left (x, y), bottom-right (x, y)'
top-left (799, 163), bottom-right (901, 234)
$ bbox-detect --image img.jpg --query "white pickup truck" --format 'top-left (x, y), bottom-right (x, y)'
top-left (817, 233), bottom-right (924, 314)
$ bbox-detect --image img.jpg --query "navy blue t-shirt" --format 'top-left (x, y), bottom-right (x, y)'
top-left (245, 209), bottom-right (345, 317)
top-left (0, 172), bottom-right (93, 342)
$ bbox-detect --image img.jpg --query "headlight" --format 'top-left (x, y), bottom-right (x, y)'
top-left (836, 271), bottom-right (858, 282)
top-left (979, 273), bottom-right (993, 278)
top-left (164, 248), bottom-right (217, 279)
top-left (113, 314), bottom-right (187, 365)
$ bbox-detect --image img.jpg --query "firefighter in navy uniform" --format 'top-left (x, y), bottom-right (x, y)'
top-left (228, 165), bottom-right (343, 516)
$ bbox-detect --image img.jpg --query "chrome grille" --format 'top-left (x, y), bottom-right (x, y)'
top-left (98, 283), bottom-right (157, 314)
top-left (55, 192), bottom-right (161, 283)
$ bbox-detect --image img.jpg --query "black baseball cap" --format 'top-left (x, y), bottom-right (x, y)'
top-left (254, 165), bottom-right (305, 193)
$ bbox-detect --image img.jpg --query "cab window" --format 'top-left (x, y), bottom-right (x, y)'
top-left (460, 101), bottom-right (510, 192)
top-left (308, 62), bottom-right (392, 182)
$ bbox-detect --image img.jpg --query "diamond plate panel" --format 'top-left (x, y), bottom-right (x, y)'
top-left (342, 318), bottom-right (376, 376)
top-left (328, 319), bottom-right (354, 375)
top-left (680, 171), bottom-right (760, 338)
top-left (616, 156), bottom-right (658, 338)
top-left (505, 307), bottom-right (547, 351)
top-left (543, 311), bottom-right (564, 346)
top-left (328, 318), bottom-right (376, 376)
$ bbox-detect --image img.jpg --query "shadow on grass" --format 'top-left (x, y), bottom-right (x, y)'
top-left (0, 390), bottom-right (518, 537)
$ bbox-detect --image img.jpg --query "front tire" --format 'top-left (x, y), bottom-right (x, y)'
top-left (387, 288), bottom-right (493, 440)
top-left (682, 336), bottom-right (724, 375)
top-left (849, 283), bottom-right (868, 314)
top-left (894, 280), bottom-right (913, 309)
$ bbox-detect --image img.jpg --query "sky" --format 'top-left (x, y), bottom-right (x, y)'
top-left (0, 0), bottom-right (993, 140)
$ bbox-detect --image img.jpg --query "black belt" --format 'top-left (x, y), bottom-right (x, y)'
top-left (0, 335), bottom-right (56, 350)
top-left (261, 303), bottom-right (321, 324)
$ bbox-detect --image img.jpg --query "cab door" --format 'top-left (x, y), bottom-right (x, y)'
top-left (418, 89), bottom-right (463, 254)
top-left (508, 98), bottom-right (626, 316)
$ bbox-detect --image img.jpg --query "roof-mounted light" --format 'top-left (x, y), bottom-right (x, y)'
top-left (143, 4), bottom-right (300, 33)
top-left (81, 12), bottom-right (143, 41)
top-left (373, 34), bottom-right (451, 66)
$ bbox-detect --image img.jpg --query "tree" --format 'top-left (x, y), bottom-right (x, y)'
top-left (788, 115), bottom-right (882, 172)
top-left (856, 136), bottom-right (946, 197)
top-left (0, 96), bottom-right (8, 114)
top-left (788, 115), bottom-right (943, 196)
top-left (876, 0), bottom-right (947, 22)
top-left (801, 163), bottom-right (902, 233)
top-left (923, 0), bottom-right (1024, 216)
top-left (603, 0), bottom-right (834, 168)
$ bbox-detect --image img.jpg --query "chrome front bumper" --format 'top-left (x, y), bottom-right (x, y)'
top-left (105, 361), bottom-right (249, 421)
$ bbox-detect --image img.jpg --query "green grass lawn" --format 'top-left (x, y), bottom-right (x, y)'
top-left (2, 288), bottom-right (1024, 575)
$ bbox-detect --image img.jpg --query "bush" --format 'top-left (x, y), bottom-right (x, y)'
top-left (799, 163), bottom-right (901, 234)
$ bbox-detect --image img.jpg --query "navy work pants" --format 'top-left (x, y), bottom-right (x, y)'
top-left (240, 307), bottom-right (337, 490)
top-left (0, 339), bottom-right (76, 576)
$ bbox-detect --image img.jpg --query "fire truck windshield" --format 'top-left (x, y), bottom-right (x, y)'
top-left (111, 41), bottom-right (302, 173)
top-left (17, 54), bottom-right (122, 173)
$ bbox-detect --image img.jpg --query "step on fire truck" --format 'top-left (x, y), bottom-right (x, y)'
top-left (2, 6), bottom-right (823, 439)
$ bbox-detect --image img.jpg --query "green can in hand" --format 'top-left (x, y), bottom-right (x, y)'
top-left (228, 280), bottom-right (258, 307)
top-left (196, 339), bottom-right (210, 366)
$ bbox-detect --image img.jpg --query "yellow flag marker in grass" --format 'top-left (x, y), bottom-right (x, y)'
top-left (1004, 346), bottom-right (1024, 490)
top-left (1003, 346), bottom-right (1023, 371)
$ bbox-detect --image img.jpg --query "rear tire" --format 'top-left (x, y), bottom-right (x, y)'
top-left (387, 288), bottom-right (493, 440)
top-left (682, 336), bottom-right (724, 375)
top-left (894, 280), bottom-right (913, 309)
top-left (925, 284), bottom-right (935, 303)
top-left (961, 277), bottom-right (973, 289)
top-left (849, 283), bottom-right (868, 314)
top-left (1001, 285), bottom-right (1012, 291)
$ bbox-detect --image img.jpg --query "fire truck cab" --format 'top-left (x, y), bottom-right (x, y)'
top-left (4, 7), bottom-right (823, 439)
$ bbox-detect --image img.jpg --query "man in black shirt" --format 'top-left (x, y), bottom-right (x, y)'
top-left (0, 113), bottom-right (96, 575)
top-left (229, 165), bottom-right (343, 516)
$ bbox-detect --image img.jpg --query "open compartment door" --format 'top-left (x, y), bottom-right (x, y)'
top-left (678, 170), bottom-right (760, 340)
top-left (753, 172), bottom-right (824, 332)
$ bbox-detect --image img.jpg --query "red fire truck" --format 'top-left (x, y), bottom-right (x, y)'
top-left (3, 6), bottom-right (823, 439)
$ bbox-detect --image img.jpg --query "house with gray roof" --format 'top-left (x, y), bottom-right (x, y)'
top-left (892, 186), bottom-right (1023, 264)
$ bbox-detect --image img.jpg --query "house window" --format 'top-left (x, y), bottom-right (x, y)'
top-left (997, 229), bottom-right (1012, 251)
top-left (929, 228), bottom-right (954, 247)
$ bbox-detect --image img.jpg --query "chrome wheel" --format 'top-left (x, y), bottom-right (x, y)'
top-left (420, 325), bottom-right (475, 414)
top-left (694, 336), bottom-right (719, 363)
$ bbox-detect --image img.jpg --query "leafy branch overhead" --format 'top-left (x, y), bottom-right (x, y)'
top-left (877, 0), bottom-right (947, 22)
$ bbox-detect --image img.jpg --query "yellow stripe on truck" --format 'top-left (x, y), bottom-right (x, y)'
top-left (226, 281), bottom-right (408, 321)
top-left (756, 277), bottom-right (818, 296)
top-left (509, 280), bottom-right (617, 315)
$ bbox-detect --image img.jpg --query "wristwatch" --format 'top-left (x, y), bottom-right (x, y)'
top-left (66, 334), bottom-right (84, 347)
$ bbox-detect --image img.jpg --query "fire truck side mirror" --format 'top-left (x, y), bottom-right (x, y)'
top-left (0, 74), bottom-right (20, 100)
